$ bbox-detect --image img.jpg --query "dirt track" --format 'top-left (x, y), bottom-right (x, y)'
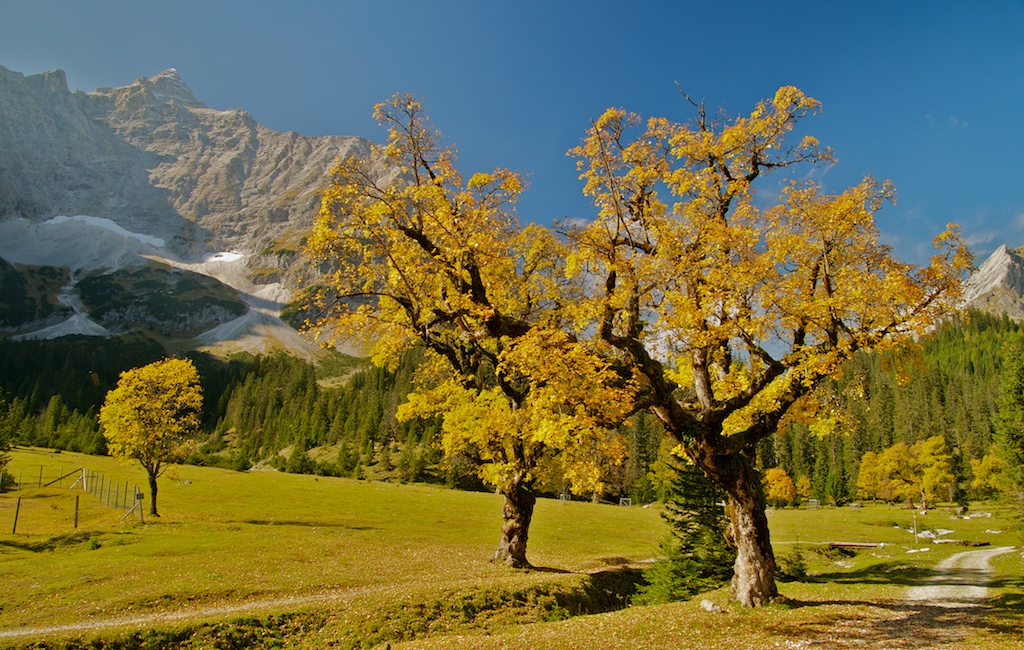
top-left (814, 546), bottom-right (1018, 649)
top-left (905, 546), bottom-right (1015, 607)
top-left (0, 585), bottom-right (391, 641)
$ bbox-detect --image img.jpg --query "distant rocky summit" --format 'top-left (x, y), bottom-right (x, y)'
top-left (0, 64), bottom-right (377, 356)
top-left (0, 65), bottom-right (370, 261)
top-left (961, 245), bottom-right (1024, 319)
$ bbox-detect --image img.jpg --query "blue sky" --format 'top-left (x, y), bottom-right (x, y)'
top-left (1, 0), bottom-right (1022, 265)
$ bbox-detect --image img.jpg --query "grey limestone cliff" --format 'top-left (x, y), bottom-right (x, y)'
top-left (0, 65), bottom-right (370, 260)
top-left (961, 244), bottom-right (1024, 319)
top-left (0, 64), bottom-right (376, 355)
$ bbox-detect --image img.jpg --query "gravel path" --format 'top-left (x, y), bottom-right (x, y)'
top-left (905, 546), bottom-right (1015, 607)
top-left (812, 545), bottom-right (1018, 649)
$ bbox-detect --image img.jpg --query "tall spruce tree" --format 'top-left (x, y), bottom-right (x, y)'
top-left (636, 455), bottom-right (735, 603)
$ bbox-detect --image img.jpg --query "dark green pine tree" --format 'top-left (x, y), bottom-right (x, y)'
top-left (635, 456), bottom-right (736, 604)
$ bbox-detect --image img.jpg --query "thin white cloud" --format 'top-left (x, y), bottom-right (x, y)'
top-left (561, 216), bottom-right (592, 228)
top-left (964, 230), bottom-right (997, 248)
top-left (903, 205), bottom-right (926, 222)
top-left (923, 113), bottom-right (969, 130)
top-left (948, 115), bottom-right (969, 129)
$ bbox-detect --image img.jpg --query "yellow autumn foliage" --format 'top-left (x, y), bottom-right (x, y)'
top-left (99, 358), bottom-right (203, 515)
top-left (309, 94), bottom-right (629, 501)
top-left (99, 358), bottom-right (203, 469)
top-left (566, 85), bottom-right (971, 447)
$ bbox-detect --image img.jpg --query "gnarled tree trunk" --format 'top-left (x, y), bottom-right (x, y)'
top-left (491, 477), bottom-right (535, 568)
top-left (724, 470), bottom-right (778, 605)
top-left (720, 454), bottom-right (778, 606)
top-left (693, 445), bottom-right (778, 606)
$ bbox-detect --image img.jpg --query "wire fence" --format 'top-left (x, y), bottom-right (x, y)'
top-left (1, 464), bottom-right (146, 534)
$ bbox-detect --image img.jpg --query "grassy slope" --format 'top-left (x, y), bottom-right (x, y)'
top-left (2, 448), bottom-right (1021, 649)
top-left (0, 448), bottom-right (662, 645)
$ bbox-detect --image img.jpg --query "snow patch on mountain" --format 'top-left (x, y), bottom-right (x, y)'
top-left (148, 251), bottom-right (329, 359)
top-left (14, 276), bottom-right (111, 340)
top-left (0, 217), bottom-right (165, 273)
top-left (44, 215), bottom-right (166, 247)
top-left (15, 313), bottom-right (111, 341)
top-left (203, 251), bottom-right (244, 263)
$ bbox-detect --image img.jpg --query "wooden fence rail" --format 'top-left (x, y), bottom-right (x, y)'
top-left (3, 464), bottom-right (144, 534)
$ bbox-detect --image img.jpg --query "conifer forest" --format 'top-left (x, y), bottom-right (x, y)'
top-left (1, 310), bottom-right (1020, 508)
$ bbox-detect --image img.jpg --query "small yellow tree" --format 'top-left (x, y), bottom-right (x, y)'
top-left (795, 475), bottom-right (812, 502)
top-left (99, 358), bottom-right (203, 516)
top-left (873, 437), bottom-right (954, 509)
top-left (914, 435), bottom-right (954, 508)
top-left (856, 451), bottom-right (883, 501)
top-left (878, 442), bottom-right (918, 506)
top-left (971, 446), bottom-right (1008, 498)
top-left (763, 468), bottom-right (796, 507)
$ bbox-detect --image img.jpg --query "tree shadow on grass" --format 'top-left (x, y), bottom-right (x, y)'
top-left (0, 530), bottom-right (99, 552)
top-left (528, 556), bottom-right (647, 575)
top-left (978, 575), bottom-right (1024, 637)
top-left (803, 560), bottom-right (933, 587)
top-left (527, 565), bottom-right (571, 573)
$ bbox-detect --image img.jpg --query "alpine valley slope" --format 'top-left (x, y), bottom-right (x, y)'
top-left (0, 65), bottom-right (379, 357)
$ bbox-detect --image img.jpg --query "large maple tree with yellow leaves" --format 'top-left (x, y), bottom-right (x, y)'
top-left (306, 96), bottom-right (632, 568)
top-left (307, 88), bottom-right (970, 603)
top-left (566, 87), bottom-right (970, 605)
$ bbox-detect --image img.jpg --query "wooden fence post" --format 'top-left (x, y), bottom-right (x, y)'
top-left (11, 497), bottom-right (21, 534)
top-left (74, 495), bottom-right (80, 529)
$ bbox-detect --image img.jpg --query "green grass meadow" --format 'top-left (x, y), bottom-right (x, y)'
top-left (1, 447), bottom-right (1022, 649)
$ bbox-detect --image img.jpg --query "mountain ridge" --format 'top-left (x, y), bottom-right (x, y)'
top-left (0, 64), bottom-right (377, 357)
top-left (0, 64), bottom-right (372, 259)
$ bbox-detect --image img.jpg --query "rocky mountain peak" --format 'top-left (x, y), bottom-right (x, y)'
top-left (962, 244), bottom-right (1024, 318)
top-left (139, 68), bottom-right (202, 107)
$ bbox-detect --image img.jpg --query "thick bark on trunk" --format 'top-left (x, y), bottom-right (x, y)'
top-left (491, 479), bottom-right (535, 568)
top-left (691, 444), bottom-right (778, 607)
top-left (147, 473), bottom-right (160, 517)
top-left (723, 457), bottom-right (778, 606)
